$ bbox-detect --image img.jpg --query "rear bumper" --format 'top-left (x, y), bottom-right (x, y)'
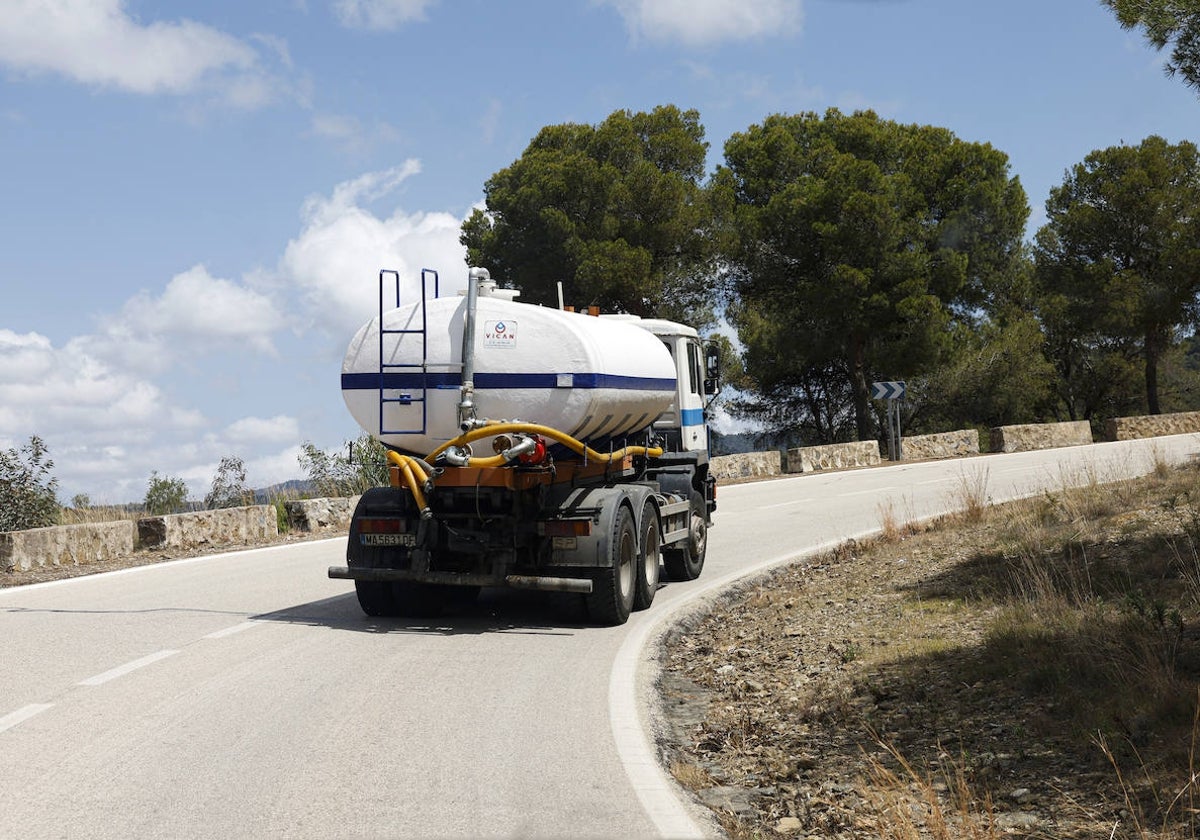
top-left (327, 566), bottom-right (593, 594)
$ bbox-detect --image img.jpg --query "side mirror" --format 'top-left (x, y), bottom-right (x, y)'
top-left (703, 344), bottom-right (720, 395)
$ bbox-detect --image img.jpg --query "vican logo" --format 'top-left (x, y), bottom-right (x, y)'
top-left (483, 320), bottom-right (517, 346)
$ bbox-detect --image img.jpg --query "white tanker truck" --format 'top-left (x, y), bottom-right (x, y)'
top-left (327, 267), bottom-right (718, 625)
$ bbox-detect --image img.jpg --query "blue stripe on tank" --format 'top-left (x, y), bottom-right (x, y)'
top-left (341, 372), bottom-right (677, 391)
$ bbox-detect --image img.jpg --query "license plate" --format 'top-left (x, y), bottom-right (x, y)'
top-left (361, 533), bottom-right (417, 548)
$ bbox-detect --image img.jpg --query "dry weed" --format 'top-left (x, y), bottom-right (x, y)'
top-left (861, 736), bottom-right (1000, 840)
top-left (879, 501), bottom-right (902, 543)
top-left (59, 506), bottom-right (141, 525)
top-left (951, 465), bottom-right (990, 523)
top-left (669, 760), bottom-right (715, 791)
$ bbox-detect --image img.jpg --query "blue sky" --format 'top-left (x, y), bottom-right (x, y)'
top-left (2, 0), bottom-right (1198, 504)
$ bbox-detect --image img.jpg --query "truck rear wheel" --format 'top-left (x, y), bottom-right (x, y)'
top-left (348, 493), bottom-right (400, 616)
top-left (354, 580), bottom-right (398, 617)
top-left (391, 581), bottom-right (449, 618)
top-left (663, 491), bottom-right (707, 581)
top-left (586, 504), bottom-right (637, 625)
top-left (633, 500), bottom-right (661, 611)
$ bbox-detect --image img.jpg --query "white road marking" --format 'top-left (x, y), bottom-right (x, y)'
top-left (841, 486), bottom-right (898, 497)
top-left (78, 650), bottom-right (178, 687)
top-left (203, 621), bottom-right (261, 640)
top-left (759, 497), bottom-right (816, 510)
top-left (0, 703), bottom-right (54, 734)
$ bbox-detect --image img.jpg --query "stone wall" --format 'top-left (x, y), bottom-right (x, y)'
top-left (710, 451), bottom-right (782, 481)
top-left (787, 441), bottom-right (881, 473)
top-left (1104, 411), bottom-right (1200, 441)
top-left (1, 520), bottom-right (137, 573)
top-left (285, 496), bottom-right (360, 532)
top-left (137, 505), bottom-right (278, 549)
top-left (990, 420), bottom-right (1093, 453)
top-left (901, 429), bottom-right (980, 461)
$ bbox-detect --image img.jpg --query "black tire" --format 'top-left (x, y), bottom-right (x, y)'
top-left (354, 579), bottom-right (398, 617)
top-left (586, 503), bottom-right (637, 625)
top-left (391, 580), bottom-right (449, 618)
top-left (347, 493), bottom-right (400, 617)
top-left (633, 500), bottom-right (661, 611)
top-left (444, 584), bottom-right (481, 607)
top-left (663, 491), bottom-right (707, 582)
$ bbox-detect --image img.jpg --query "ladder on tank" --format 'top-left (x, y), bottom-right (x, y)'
top-left (377, 268), bottom-right (439, 437)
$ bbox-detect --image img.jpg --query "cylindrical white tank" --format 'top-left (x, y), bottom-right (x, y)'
top-left (341, 291), bottom-right (678, 456)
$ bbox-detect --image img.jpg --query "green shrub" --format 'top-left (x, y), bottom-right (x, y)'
top-left (299, 433), bottom-right (389, 497)
top-left (0, 435), bottom-right (60, 531)
top-left (204, 455), bottom-right (250, 509)
top-left (144, 471), bottom-right (188, 515)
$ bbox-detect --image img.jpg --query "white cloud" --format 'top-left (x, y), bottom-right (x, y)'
top-left (0, 329), bottom-right (54, 381)
top-left (310, 112), bottom-right (403, 156)
top-left (599, 0), bottom-right (803, 45)
top-left (0, 0), bottom-right (287, 105)
top-left (279, 162), bottom-right (470, 336)
top-left (0, 330), bottom-right (206, 455)
top-left (332, 0), bottom-right (436, 30)
top-left (243, 444), bottom-right (307, 490)
top-left (116, 265), bottom-right (286, 354)
top-left (226, 415), bottom-right (301, 444)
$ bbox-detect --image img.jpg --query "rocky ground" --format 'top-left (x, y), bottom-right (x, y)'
top-left (655, 473), bottom-right (1200, 839)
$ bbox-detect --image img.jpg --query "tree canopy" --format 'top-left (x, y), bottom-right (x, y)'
top-left (716, 109), bottom-right (1029, 442)
top-left (461, 105), bottom-right (716, 326)
top-left (1034, 135), bottom-right (1200, 415)
top-left (1103, 0), bottom-right (1200, 92)
top-left (450, 104), bottom-right (1200, 444)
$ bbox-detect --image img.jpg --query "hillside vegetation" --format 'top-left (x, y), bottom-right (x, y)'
top-left (662, 456), bottom-right (1200, 839)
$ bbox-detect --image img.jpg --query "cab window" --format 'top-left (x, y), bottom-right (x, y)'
top-left (686, 342), bottom-right (701, 395)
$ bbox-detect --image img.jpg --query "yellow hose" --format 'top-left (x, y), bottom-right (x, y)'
top-left (427, 422), bottom-right (663, 464)
top-left (384, 422), bottom-right (663, 509)
top-left (386, 450), bottom-right (430, 516)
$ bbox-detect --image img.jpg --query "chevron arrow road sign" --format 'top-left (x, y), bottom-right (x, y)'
top-left (871, 380), bottom-right (906, 400)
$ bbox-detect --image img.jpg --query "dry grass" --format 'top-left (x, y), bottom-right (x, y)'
top-left (861, 737), bottom-right (1001, 840)
top-left (58, 505), bottom-right (142, 525)
top-left (878, 501), bottom-right (903, 543)
top-left (1094, 713), bottom-right (1200, 840)
top-left (670, 759), bottom-right (716, 791)
top-left (950, 465), bottom-right (990, 523)
top-left (955, 461), bottom-right (1200, 836)
top-left (668, 456), bottom-right (1200, 839)
top-left (878, 499), bottom-right (923, 544)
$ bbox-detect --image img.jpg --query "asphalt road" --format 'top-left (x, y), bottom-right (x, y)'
top-left (2, 435), bottom-right (1198, 839)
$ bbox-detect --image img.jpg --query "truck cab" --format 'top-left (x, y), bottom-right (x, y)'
top-left (600, 316), bottom-right (713, 454)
